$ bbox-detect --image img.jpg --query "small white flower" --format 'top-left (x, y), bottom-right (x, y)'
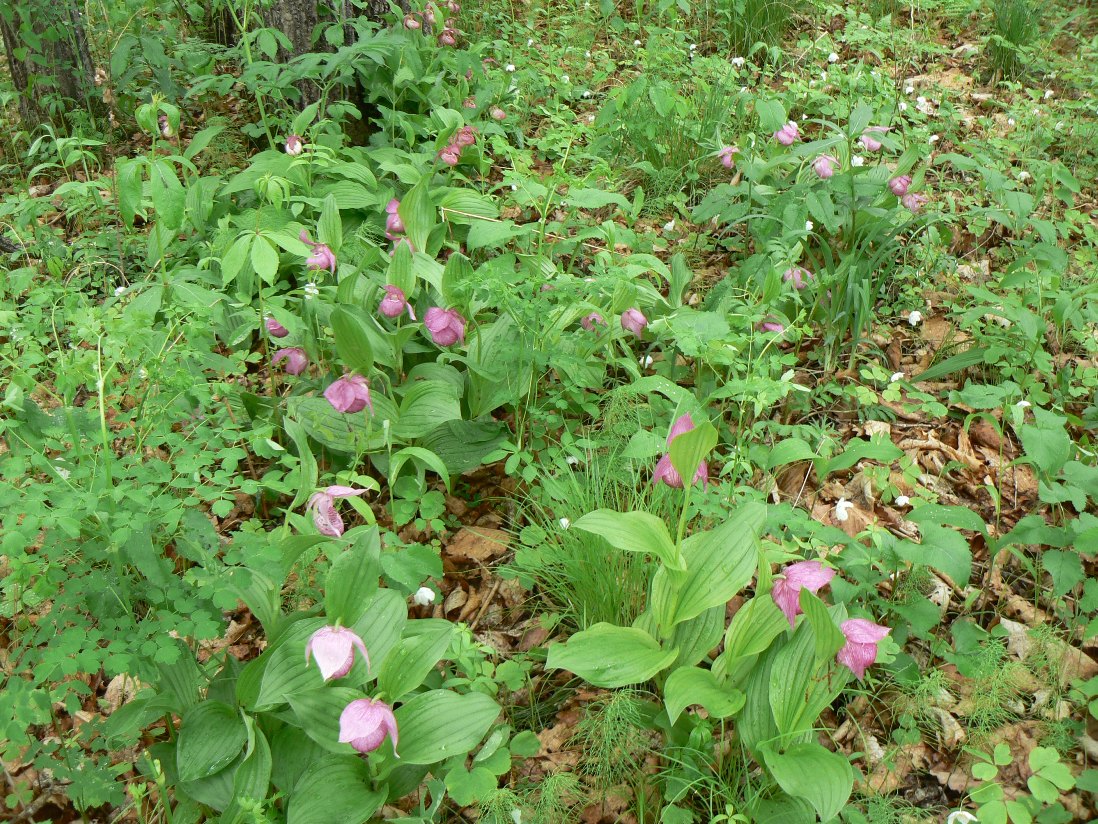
top-left (633, 39), bottom-right (641, 47)
top-left (801, 114), bottom-right (807, 120)
top-left (664, 219), bottom-right (676, 232)
top-left (304, 282), bottom-right (320, 299)
top-left (587, 114), bottom-right (595, 123)
top-left (1018, 171), bottom-right (1031, 180)
top-left (1016, 400), bottom-right (1032, 408)
top-left (890, 372), bottom-right (904, 383)
top-left (895, 495), bottom-right (910, 506)
top-left (561, 74), bottom-right (569, 83)
top-left (505, 63), bottom-right (516, 72)
top-left (834, 499), bottom-right (854, 522)
top-left (412, 586), bottom-right (436, 606)
top-left (137, 367), bottom-right (149, 380)
top-left (851, 155), bottom-right (865, 167)
top-left (510, 183), bottom-right (518, 191)
top-left (904, 84), bottom-right (914, 95)
top-left (54, 461), bottom-right (71, 480)
top-left (689, 43), bottom-right (697, 51)
top-left (582, 89), bottom-right (592, 98)
top-left (1044, 89), bottom-right (1054, 100)
top-left (1032, 107), bottom-right (1041, 115)
top-left (1007, 117), bottom-right (1015, 126)
top-left (908, 310), bottom-right (923, 326)
top-left (559, 517), bottom-right (571, 529)
top-left (820, 71), bottom-right (828, 80)
top-left (828, 51), bottom-right (839, 63)
top-left (805, 220), bottom-right (814, 231)
top-left (565, 455), bottom-right (579, 466)
top-left (114, 286), bottom-right (126, 296)
top-left (929, 134), bottom-right (940, 143)
top-left (898, 101), bottom-right (907, 111)
top-left (1055, 121), bottom-right (1064, 131)
top-left (945, 812), bottom-right (978, 824)
top-left (584, 50), bottom-right (591, 58)
top-left (640, 354), bottom-right (654, 368)
top-left (809, 80), bottom-right (816, 87)
top-left (731, 56), bottom-right (745, 67)
top-left (527, 38), bottom-right (534, 46)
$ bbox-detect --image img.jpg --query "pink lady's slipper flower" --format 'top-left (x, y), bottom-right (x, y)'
top-left (424, 307), bottom-right (466, 346)
top-left (773, 121), bottom-right (800, 146)
top-left (379, 285), bottom-right (415, 320)
top-left (771, 560), bottom-right (836, 627)
top-left (340, 698), bottom-right (399, 755)
top-left (652, 414), bottom-right (709, 489)
top-left (783, 267), bottom-right (813, 289)
top-left (620, 308), bottom-right (648, 337)
top-left (813, 155), bottom-right (838, 179)
top-left (901, 192), bottom-right (928, 213)
top-left (266, 316), bottom-right (290, 338)
top-left (307, 485), bottom-right (370, 537)
top-left (403, 12), bottom-right (422, 29)
top-left (385, 199), bottom-right (405, 239)
top-left (285, 134), bottom-right (304, 156)
top-left (158, 115), bottom-right (174, 138)
top-left (438, 145), bottom-right (461, 167)
top-left (462, 97), bottom-right (477, 109)
top-left (300, 230), bottom-right (337, 272)
top-left (489, 106), bottom-right (507, 121)
top-left (438, 27), bottom-right (458, 46)
top-left (306, 625), bottom-right (370, 681)
top-left (836, 618), bottom-right (891, 679)
top-left (889, 175), bottom-right (912, 197)
top-left (272, 347), bottom-right (308, 376)
top-left (325, 374), bottom-right (373, 414)
top-left (454, 125), bottom-right (478, 147)
top-left (859, 126), bottom-right (889, 152)
top-left (718, 146), bottom-right (740, 169)
top-left (758, 317), bottom-right (785, 333)
top-left (580, 312), bottom-right (606, 331)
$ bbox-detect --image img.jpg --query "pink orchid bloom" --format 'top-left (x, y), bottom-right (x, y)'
top-left (300, 230), bottom-right (337, 272)
top-left (462, 96), bottom-right (477, 109)
top-left (718, 146), bottom-right (740, 169)
top-left (266, 316), bottom-right (290, 338)
top-left (379, 285), bottom-right (415, 320)
top-left (580, 312), bottom-right (606, 331)
top-left (423, 307), bottom-right (466, 346)
top-left (652, 414), bottom-right (709, 489)
top-left (454, 125), bottom-right (478, 147)
top-left (813, 155), bottom-right (838, 179)
top-left (403, 12), bottom-right (422, 29)
top-left (489, 106), bottom-right (506, 121)
top-left (438, 145), bottom-right (461, 166)
top-left (771, 560), bottom-right (836, 627)
top-left (620, 308), bottom-right (648, 337)
top-left (901, 192), bottom-right (928, 212)
top-left (307, 485), bottom-right (370, 537)
top-left (783, 266), bottom-right (813, 289)
top-left (305, 625), bottom-right (370, 681)
top-left (324, 374), bottom-right (373, 414)
top-left (339, 698), bottom-right (399, 755)
top-left (272, 347), bottom-right (308, 376)
top-left (889, 175), bottom-right (912, 197)
top-left (859, 126), bottom-right (889, 152)
top-left (385, 199), bottom-right (405, 239)
top-left (758, 317), bottom-right (785, 333)
top-left (773, 121), bottom-right (800, 146)
top-left (438, 28), bottom-right (458, 47)
top-left (285, 134), bottom-right (304, 156)
top-left (836, 618), bottom-right (891, 679)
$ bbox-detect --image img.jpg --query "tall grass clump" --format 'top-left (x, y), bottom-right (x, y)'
top-left (987, 0), bottom-right (1041, 78)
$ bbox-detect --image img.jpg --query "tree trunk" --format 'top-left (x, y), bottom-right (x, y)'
top-left (0, 1), bottom-right (99, 133)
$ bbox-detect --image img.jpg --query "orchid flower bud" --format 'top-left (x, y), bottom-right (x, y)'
top-left (718, 145), bottom-right (739, 169)
top-left (812, 154), bottom-right (838, 179)
top-left (404, 12), bottom-right (422, 29)
top-left (438, 145), bottom-right (461, 166)
top-left (438, 28), bottom-right (457, 47)
top-left (423, 307), bottom-right (466, 346)
top-left (580, 312), bottom-right (606, 331)
top-left (901, 192), bottom-right (928, 212)
top-left (888, 175), bottom-right (912, 197)
top-left (285, 134), bottom-right (304, 155)
top-left (266, 316), bottom-right (290, 338)
top-left (272, 347), bottom-right (308, 375)
top-left (489, 106), bottom-right (506, 121)
top-left (757, 317), bottom-right (785, 333)
top-left (306, 625), bottom-right (370, 680)
top-left (158, 115), bottom-right (174, 138)
top-left (379, 285), bottom-right (415, 320)
top-left (773, 121), bottom-right (799, 145)
top-left (651, 414), bottom-right (708, 488)
top-left (771, 560), bottom-right (836, 626)
top-left (300, 230), bottom-right (337, 272)
top-left (782, 266), bottom-right (813, 289)
top-left (324, 374), bottom-right (373, 414)
top-left (836, 618), bottom-right (891, 679)
top-left (339, 698), bottom-right (399, 755)
top-left (454, 125), bottom-right (478, 147)
top-left (620, 308), bottom-right (648, 337)
top-left (859, 126), bottom-right (889, 152)
top-left (306, 485), bottom-right (370, 537)
top-left (385, 199), bottom-right (405, 238)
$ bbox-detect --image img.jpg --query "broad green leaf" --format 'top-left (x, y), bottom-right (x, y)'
top-left (394, 690), bottom-right (501, 765)
top-left (894, 524), bottom-right (972, 586)
top-left (330, 305), bottom-right (376, 376)
top-left (318, 193), bottom-right (342, 252)
top-left (325, 529), bottom-right (382, 626)
top-left (547, 623), bottom-right (678, 688)
top-left (664, 667), bottom-right (745, 724)
top-left (377, 620), bottom-right (454, 702)
top-left (176, 701), bottom-right (247, 782)
top-left (350, 588), bottom-right (406, 677)
top-left (799, 589), bottom-right (845, 663)
top-left (116, 158), bottom-right (144, 227)
top-left (398, 177), bottom-right (435, 253)
top-left (572, 509), bottom-right (682, 571)
top-left (668, 604), bottom-right (725, 668)
top-left (668, 420), bottom-right (717, 489)
top-left (394, 381), bottom-right (461, 440)
top-left (286, 687), bottom-right (361, 753)
top-left (286, 754), bottom-right (384, 824)
top-left (225, 721), bottom-right (272, 817)
top-left (762, 742), bottom-right (854, 822)
top-left (289, 395), bottom-right (397, 455)
top-left (420, 420), bottom-right (508, 474)
top-left (717, 596), bottom-right (789, 683)
top-left (283, 418), bottom-right (319, 511)
top-left (769, 608), bottom-right (849, 743)
top-left (388, 446), bottom-right (451, 492)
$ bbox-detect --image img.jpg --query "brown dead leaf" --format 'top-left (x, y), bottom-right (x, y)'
top-left (446, 527), bottom-right (511, 563)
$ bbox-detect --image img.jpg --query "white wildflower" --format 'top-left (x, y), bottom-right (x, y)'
top-left (1016, 400), bottom-right (1031, 408)
top-left (890, 372), bottom-right (904, 383)
top-left (731, 56), bottom-right (745, 67)
top-left (526, 38), bottom-right (533, 46)
top-left (834, 499), bottom-right (854, 522)
top-left (559, 517), bottom-right (571, 529)
top-left (561, 74), bottom-right (569, 83)
top-left (898, 101), bottom-right (907, 111)
top-left (946, 812), bottom-right (978, 824)
top-left (412, 587), bottom-right (436, 606)
top-left (689, 44), bottom-right (697, 51)
top-left (929, 134), bottom-right (940, 143)
top-left (664, 219), bottom-right (676, 232)
top-left (640, 354), bottom-right (654, 368)
top-left (851, 155), bottom-right (865, 167)
top-left (908, 310), bottom-right (923, 326)
top-left (566, 455), bottom-right (579, 466)
top-left (505, 63), bottom-right (516, 72)
top-left (1007, 117), bottom-right (1015, 126)
top-left (582, 90), bottom-right (592, 98)
top-left (633, 39), bottom-right (641, 46)
top-left (828, 51), bottom-right (838, 63)
top-left (585, 50), bottom-right (591, 58)
top-left (805, 220), bottom-right (814, 231)
top-left (304, 282), bottom-right (320, 299)
top-left (114, 286), bottom-right (126, 297)
top-left (1044, 89), bottom-right (1053, 99)
top-left (895, 495), bottom-right (910, 506)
